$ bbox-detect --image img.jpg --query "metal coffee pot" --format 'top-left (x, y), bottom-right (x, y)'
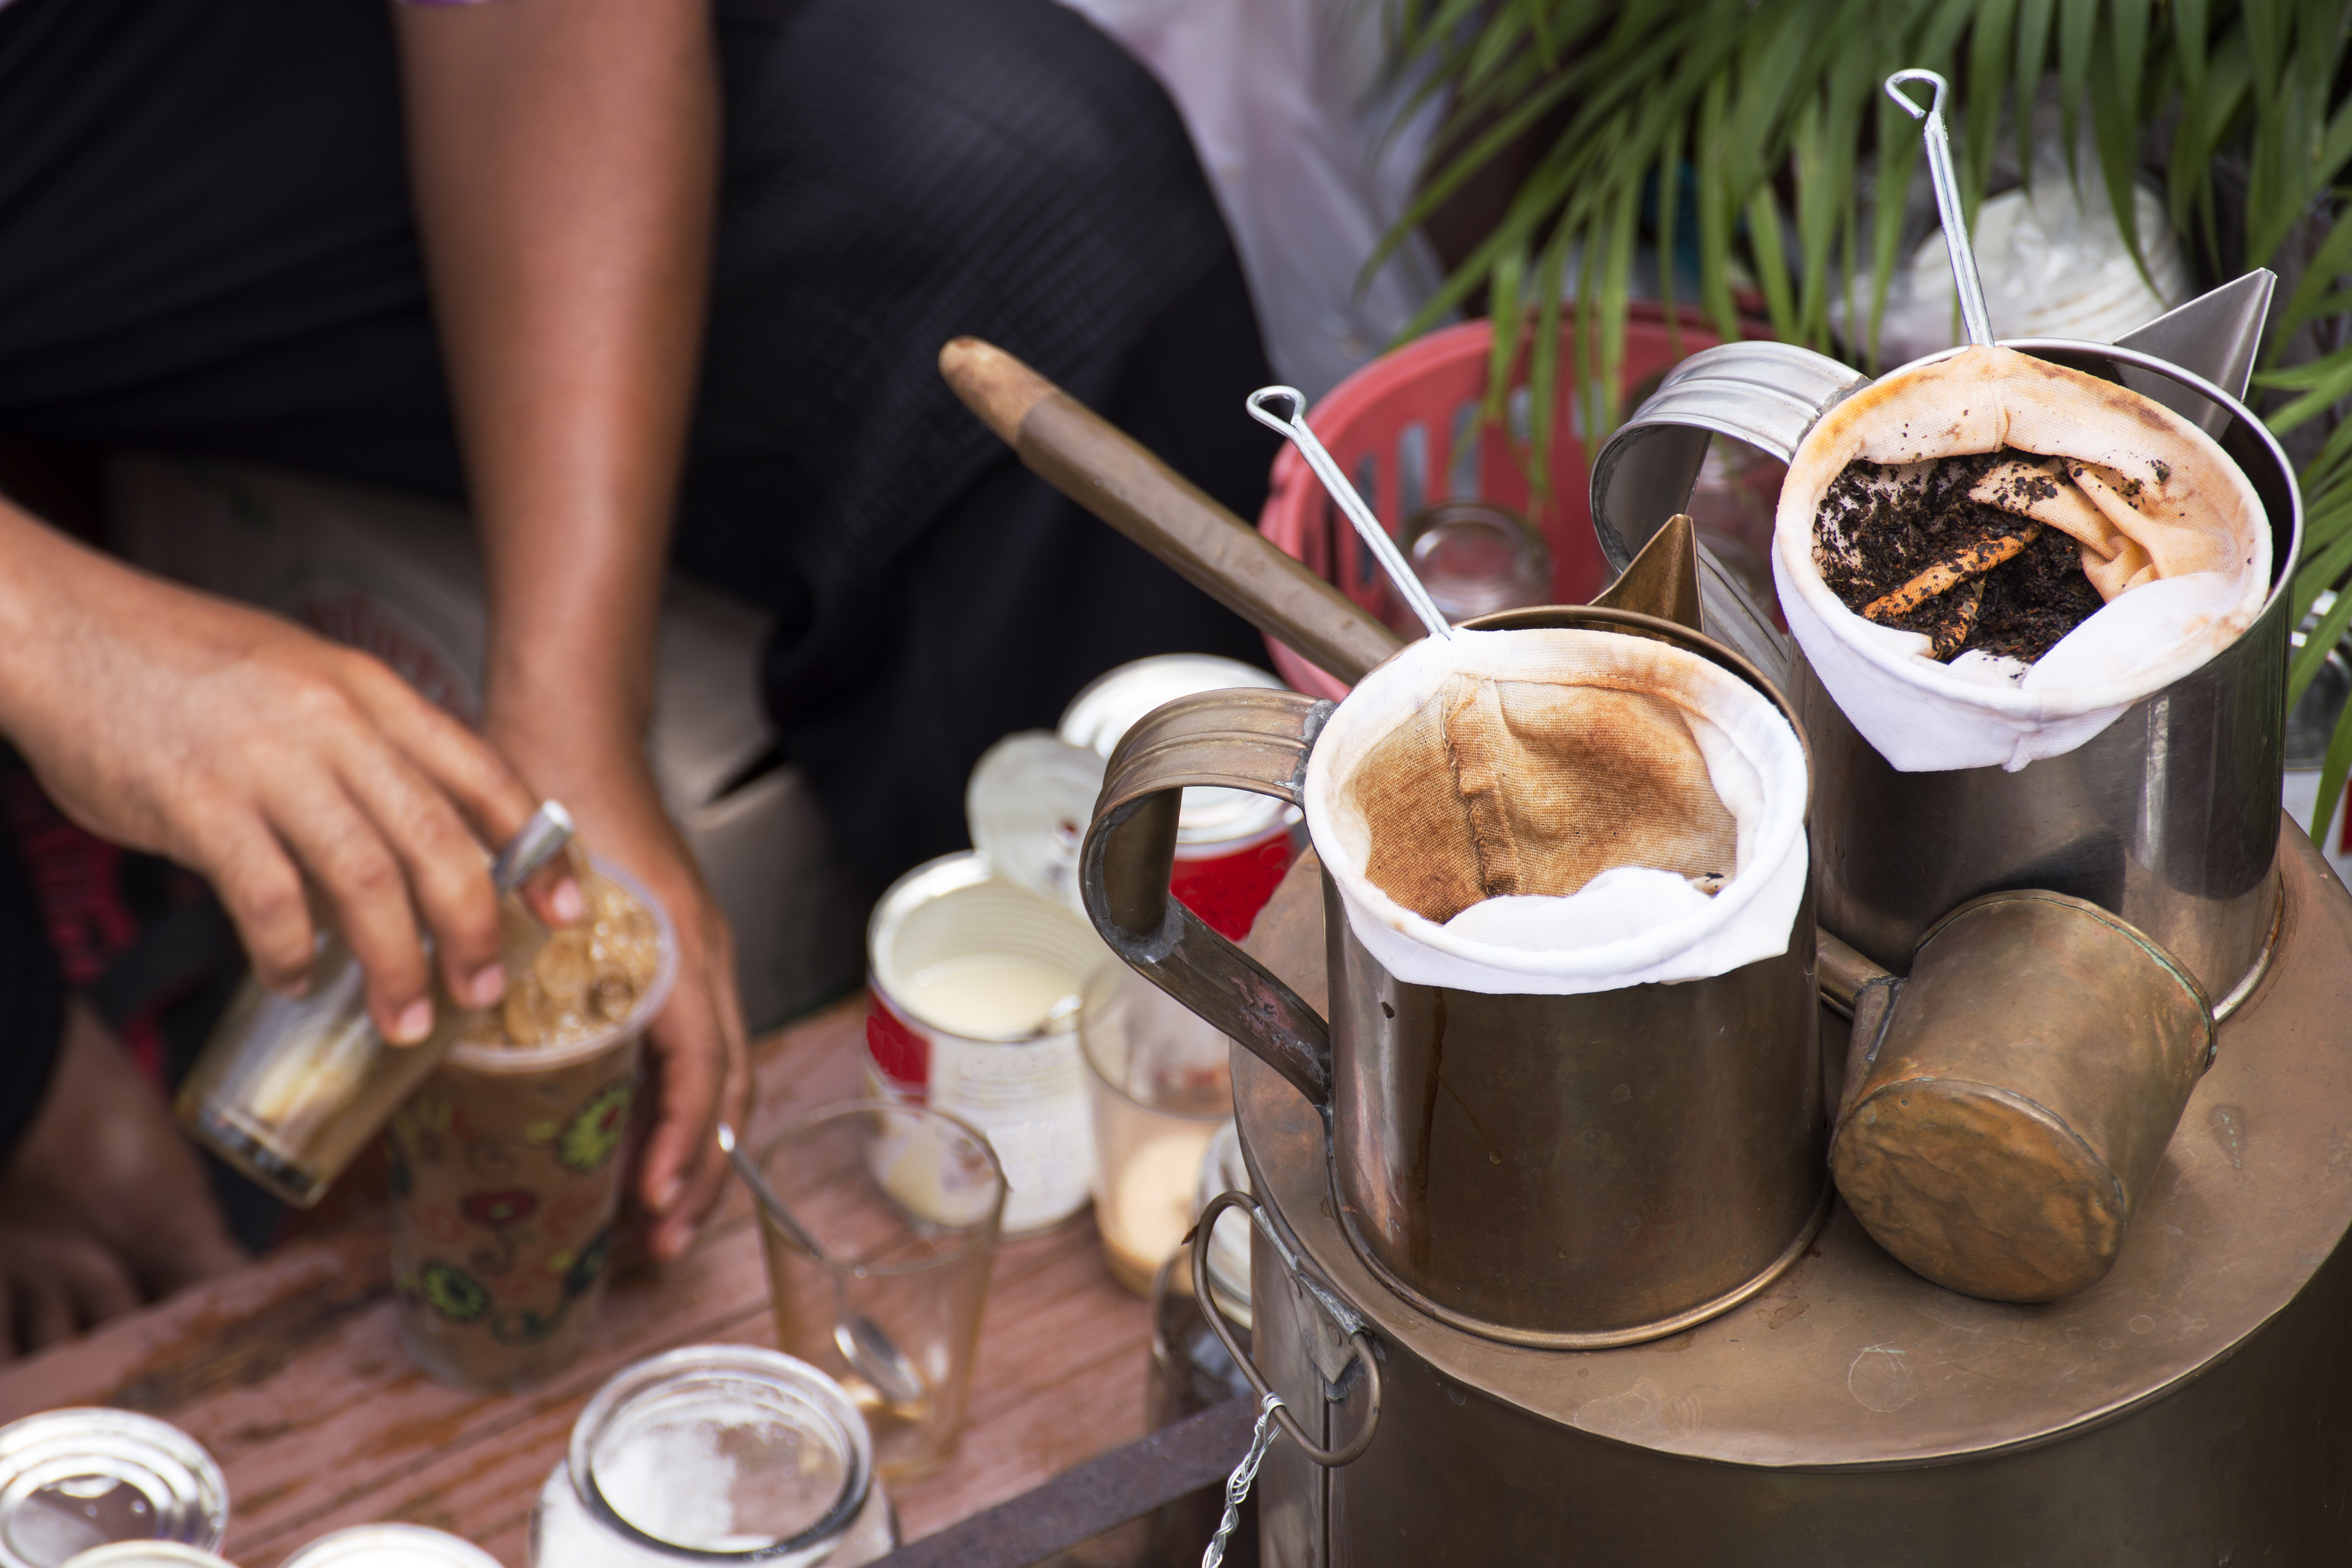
top-left (1590, 272), bottom-right (2300, 1008)
top-left (1077, 596), bottom-right (1827, 1350)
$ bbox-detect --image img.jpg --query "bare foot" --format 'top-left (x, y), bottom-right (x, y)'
top-left (0, 997), bottom-right (245, 1356)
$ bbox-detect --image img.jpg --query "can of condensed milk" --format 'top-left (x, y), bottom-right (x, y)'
top-left (1058, 655), bottom-right (1298, 940)
top-left (865, 853), bottom-right (1109, 1234)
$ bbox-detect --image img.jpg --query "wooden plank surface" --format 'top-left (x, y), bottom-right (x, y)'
top-left (0, 1000), bottom-right (1156, 1566)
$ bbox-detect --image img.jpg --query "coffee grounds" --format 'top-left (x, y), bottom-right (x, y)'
top-left (1816, 449), bottom-right (2100, 663)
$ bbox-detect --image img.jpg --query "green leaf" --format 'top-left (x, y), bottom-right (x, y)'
top-left (2013, 0), bottom-right (2058, 190)
top-left (2310, 678), bottom-right (2352, 852)
top-left (2292, 529), bottom-right (2352, 627)
top-left (2057, 0), bottom-right (2099, 181)
top-left (2254, 342), bottom-right (2352, 433)
top-left (2088, 13), bottom-right (2153, 291)
top-left (1657, 121), bottom-right (1686, 359)
top-left (1748, 185), bottom-right (1799, 342)
top-left (1600, 172), bottom-right (1641, 428)
top-left (2277, 206), bottom-right (2352, 341)
top-left (1696, 71), bottom-right (1739, 340)
top-left (1966, 0), bottom-right (2020, 221)
top-left (2291, 571), bottom-right (2352, 706)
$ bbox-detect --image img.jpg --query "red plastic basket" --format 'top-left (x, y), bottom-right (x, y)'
top-left (1255, 305), bottom-right (1751, 698)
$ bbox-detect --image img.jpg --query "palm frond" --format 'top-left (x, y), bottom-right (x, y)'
top-left (1392, 0), bottom-right (2352, 839)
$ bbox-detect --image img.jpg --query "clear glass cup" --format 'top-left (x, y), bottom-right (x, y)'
top-left (0, 1410), bottom-right (227, 1568)
top-left (1078, 967), bottom-right (1235, 1296)
top-left (754, 1103), bottom-right (1006, 1485)
top-left (388, 861), bottom-right (676, 1392)
top-left (276, 1524), bottom-right (502, 1567)
top-left (528, 1346), bottom-right (895, 1567)
top-left (1392, 498), bottom-right (1553, 629)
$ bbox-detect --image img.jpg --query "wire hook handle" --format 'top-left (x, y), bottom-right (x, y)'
top-left (1885, 68), bottom-right (1995, 350)
top-left (1246, 387), bottom-right (1454, 642)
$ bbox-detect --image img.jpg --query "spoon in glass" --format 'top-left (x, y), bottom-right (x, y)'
top-left (715, 1121), bottom-right (928, 1411)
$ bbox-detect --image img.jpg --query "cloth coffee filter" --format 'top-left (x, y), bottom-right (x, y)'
top-left (1774, 345), bottom-right (2270, 773)
top-left (1302, 626), bottom-right (1809, 995)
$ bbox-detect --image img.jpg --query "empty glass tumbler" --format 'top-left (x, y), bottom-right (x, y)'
top-left (754, 1102), bottom-right (1005, 1485)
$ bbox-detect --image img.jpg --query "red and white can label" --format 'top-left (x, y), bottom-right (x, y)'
top-left (1169, 820), bottom-right (1298, 942)
top-left (864, 982), bottom-right (1092, 1236)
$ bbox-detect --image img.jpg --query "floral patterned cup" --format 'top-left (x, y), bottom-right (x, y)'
top-left (388, 862), bottom-right (676, 1392)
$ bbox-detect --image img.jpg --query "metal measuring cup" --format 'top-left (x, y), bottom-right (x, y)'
top-left (174, 803), bottom-right (575, 1207)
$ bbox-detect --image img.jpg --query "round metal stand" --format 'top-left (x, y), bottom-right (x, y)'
top-left (1233, 827), bottom-right (2352, 1565)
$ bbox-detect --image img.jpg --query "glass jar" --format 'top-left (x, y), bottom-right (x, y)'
top-left (529, 1347), bottom-right (894, 1567)
top-left (1137, 1124), bottom-right (1258, 1568)
top-left (276, 1523), bottom-right (503, 1567)
top-left (0, 1411), bottom-right (227, 1568)
top-left (1079, 968), bottom-right (1234, 1296)
top-left (1194, 1120), bottom-right (1253, 1332)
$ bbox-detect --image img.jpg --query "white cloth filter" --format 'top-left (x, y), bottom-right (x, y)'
top-left (1774, 346), bottom-right (2271, 774)
top-left (1302, 627), bottom-right (1809, 995)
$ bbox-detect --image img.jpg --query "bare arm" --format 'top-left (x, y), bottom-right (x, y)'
top-left (396, 0), bottom-right (744, 1260)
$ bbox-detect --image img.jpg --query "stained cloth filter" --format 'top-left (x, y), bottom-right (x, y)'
top-left (1303, 628), bottom-right (1809, 995)
top-left (1774, 346), bottom-right (2270, 773)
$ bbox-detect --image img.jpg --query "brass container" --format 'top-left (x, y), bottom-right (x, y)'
top-left (1830, 890), bottom-right (2215, 1302)
top-left (1080, 607), bottom-right (1826, 1348)
top-left (1229, 830), bottom-right (2352, 1566)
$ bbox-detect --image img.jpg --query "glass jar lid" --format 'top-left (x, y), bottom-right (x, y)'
top-left (569, 1347), bottom-right (873, 1563)
top-left (0, 1411), bottom-right (227, 1568)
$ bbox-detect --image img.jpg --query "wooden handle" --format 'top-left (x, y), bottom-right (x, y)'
top-left (939, 338), bottom-right (1405, 686)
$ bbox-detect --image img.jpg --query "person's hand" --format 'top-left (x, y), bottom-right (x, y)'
top-left (488, 712), bottom-right (747, 1263)
top-left (0, 503), bottom-right (580, 1043)
top-left (0, 1000), bottom-right (246, 1358)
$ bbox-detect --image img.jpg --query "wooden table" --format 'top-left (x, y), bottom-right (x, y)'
top-left (0, 1001), bottom-right (1156, 1566)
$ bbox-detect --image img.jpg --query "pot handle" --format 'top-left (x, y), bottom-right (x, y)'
top-left (1080, 686), bottom-right (1336, 1111)
top-left (1191, 1190), bottom-right (1382, 1468)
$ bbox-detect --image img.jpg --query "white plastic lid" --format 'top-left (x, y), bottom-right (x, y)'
top-left (963, 733), bottom-right (1107, 912)
top-left (276, 1525), bottom-right (502, 1568)
top-left (1057, 656), bottom-right (1291, 846)
top-left (59, 1548), bottom-right (232, 1568)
